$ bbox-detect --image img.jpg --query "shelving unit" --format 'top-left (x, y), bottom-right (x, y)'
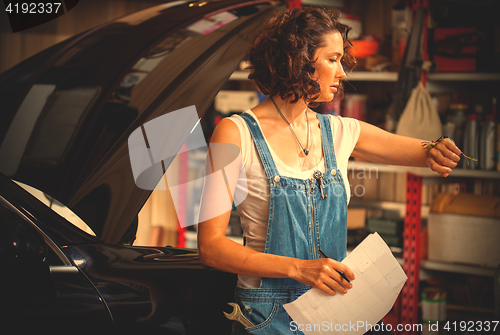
top-left (427, 72), bottom-right (500, 82)
top-left (231, 70), bottom-right (500, 83)
top-left (344, 32), bottom-right (500, 326)
top-left (348, 161), bottom-right (500, 272)
top-left (350, 200), bottom-right (430, 219)
top-left (420, 260), bottom-right (497, 278)
top-left (228, 0), bottom-right (500, 326)
top-left (348, 160), bottom-right (500, 179)
top-left (349, 158), bottom-right (499, 329)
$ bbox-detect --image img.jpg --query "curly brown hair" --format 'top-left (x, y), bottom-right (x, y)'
top-left (247, 6), bottom-right (356, 105)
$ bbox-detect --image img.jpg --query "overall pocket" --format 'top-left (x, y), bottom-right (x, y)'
top-left (239, 300), bottom-right (279, 334)
top-left (235, 299), bottom-right (300, 334)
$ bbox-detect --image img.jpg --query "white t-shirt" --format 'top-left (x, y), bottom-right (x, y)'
top-left (228, 110), bottom-right (360, 287)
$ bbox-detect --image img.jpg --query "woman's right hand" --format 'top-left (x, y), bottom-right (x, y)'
top-left (290, 258), bottom-right (355, 295)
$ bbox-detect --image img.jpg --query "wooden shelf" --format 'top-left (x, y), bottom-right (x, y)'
top-left (420, 259), bottom-right (497, 277)
top-left (427, 72), bottom-right (500, 81)
top-left (345, 71), bottom-right (500, 82)
top-left (350, 200), bottom-right (430, 218)
top-left (345, 71), bottom-right (398, 82)
top-left (230, 70), bottom-right (500, 83)
top-left (230, 71), bottom-right (399, 82)
top-left (348, 161), bottom-right (500, 179)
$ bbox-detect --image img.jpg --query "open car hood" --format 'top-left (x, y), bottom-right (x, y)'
top-left (0, 0), bottom-right (286, 244)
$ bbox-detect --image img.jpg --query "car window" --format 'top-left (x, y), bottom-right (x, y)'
top-left (0, 85), bottom-right (100, 176)
top-left (13, 180), bottom-right (96, 236)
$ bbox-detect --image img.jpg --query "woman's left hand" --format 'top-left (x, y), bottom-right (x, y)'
top-left (426, 138), bottom-right (462, 177)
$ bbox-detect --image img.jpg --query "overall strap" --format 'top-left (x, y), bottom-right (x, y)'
top-left (317, 114), bottom-right (339, 171)
top-left (239, 113), bottom-right (280, 179)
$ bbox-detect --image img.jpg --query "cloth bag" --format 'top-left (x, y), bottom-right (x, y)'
top-left (396, 82), bottom-right (442, 141)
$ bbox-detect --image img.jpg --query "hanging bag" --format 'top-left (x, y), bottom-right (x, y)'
top-left (396, 82), bottom-right (442, 140)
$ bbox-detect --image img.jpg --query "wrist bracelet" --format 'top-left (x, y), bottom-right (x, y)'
top-left (421, 136), bottom-right (477, 165)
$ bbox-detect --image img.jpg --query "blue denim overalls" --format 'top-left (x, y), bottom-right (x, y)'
top-left (232, 113), bottom-right (348, 334)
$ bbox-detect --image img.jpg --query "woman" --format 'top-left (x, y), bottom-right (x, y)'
top-left (197, 6), bottom-right (461, 334)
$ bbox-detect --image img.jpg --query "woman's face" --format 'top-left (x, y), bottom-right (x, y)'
top-left (312, 31), bottom-right (346, 102)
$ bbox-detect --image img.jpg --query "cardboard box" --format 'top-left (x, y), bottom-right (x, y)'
top-left (430, 193), bottom-right (500, 218)
top-left (362, 174), bottom-right (379, 201)
top-left (428, 213), bottom-right (500, 268)
top-left (378, 172), bottom-right (395, 202)
top-left (347, 208), bottom-right (367, 230)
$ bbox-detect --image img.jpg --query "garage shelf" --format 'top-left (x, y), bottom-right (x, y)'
top-left (420, 260), bottom-right (497, 277)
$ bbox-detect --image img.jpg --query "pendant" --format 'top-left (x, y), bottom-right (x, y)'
top-left (304, 148), bottom-right (309, 155)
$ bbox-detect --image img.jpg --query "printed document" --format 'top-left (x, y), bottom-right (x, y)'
top-left (284, 233), bottom-right (407, 335)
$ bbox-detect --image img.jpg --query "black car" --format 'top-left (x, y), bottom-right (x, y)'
top-left (0, 1), bottom-right (287, 333)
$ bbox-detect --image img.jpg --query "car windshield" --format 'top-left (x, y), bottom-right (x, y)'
top-left (13, 180), bottom-right (96, 236)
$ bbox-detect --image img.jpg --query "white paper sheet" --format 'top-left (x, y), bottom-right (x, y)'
top-left (284, 233), bottom-right (407, 335)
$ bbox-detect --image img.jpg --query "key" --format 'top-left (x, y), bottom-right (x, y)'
top-left (313, 170), bottom-right (327, 199)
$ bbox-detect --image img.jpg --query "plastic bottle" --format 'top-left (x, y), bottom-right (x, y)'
top-left (479, 98), bottom-right (496, 170)
top-left (462, 113), bottom-right (479, 169)
top-left (479, 115), bottom-right (496, 170)
top-left (497, 124), bottom-right (500, 172)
